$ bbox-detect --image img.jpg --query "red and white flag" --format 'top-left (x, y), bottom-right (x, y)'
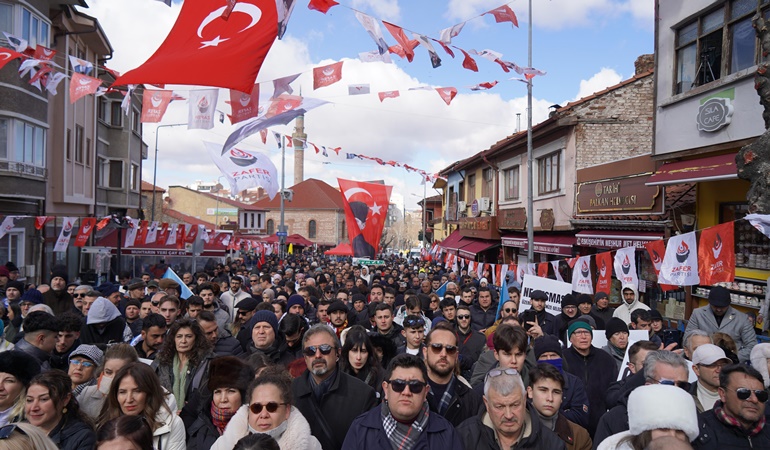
top-left (658, 232), bottom-right (699, 286)
top-left (156, 222), bottom-right (169, 244)
top-left (698, 222), bottom-right (735, 285)
top-left (35, 216), bottom-right (53, 230)
top-left (0, 47), bottom-right (24, 71)
top-left (383, 21), bottom-right (418, 62)
top-left (613, 247), bottom-right (639, 287)
top-left (313, 61), bottom-right (343, 90)
top-left (113, 0), bottom-right (278, 93)
top-left (644, 239), bottom-right (676, 291)
top-left (413, 34), bottom-right (441, 68)
top-left (516, 265), bottom-right (525, 284)
top-left (135, 221), bottom-right (149, 246)
top-left (435, 87), bottom-right (457, 105)
top-left (228, 84), bottom-right (260, 124)
top-left (308, 0), bottom-right (339, 14)
top-left (185, 224), bottom-right (199, 243)
top-left (188, 89), bottom-right (219, 130)
top-left (141, 89), bottom-right (174, 123)
top-left (378, 90), bottom-right (399, 102)
top-left (470, 81), bottom-right (498, 91)
top-left (74, 218), bottom-right (97, 247)
top-left (266, 94), bottom-right (302, 118)
top-left (571, 256), bottom-right (593, 294)
top-left (0, 216), bottom-right (22, 240)
top-left (537, 262), bottom-right (549, 278)
top-left (338, 178), bottom-right (392, 258)
top-left (145, 221), bottom-right (160, 244)
top-left (272, 73), bottom-right (300, 98)
top-left (484, 5), bottom-right (519, 28)
top-left (54, 217), bottom-right (77, 252)
top-left (551, 260), bottom-right (563, 282)
top-left (70, 73), bottom-right (102, 103)
top-left (595, 252), bottom-right (612, 295)
top-left (459, 49), bottom-right (478, 72)
top-left (33, 45), bottom-right (56, 61)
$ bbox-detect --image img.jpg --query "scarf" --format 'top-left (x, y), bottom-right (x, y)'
top-left (381, 400), bottom-right (430, 450)
top-left (428, 376), bottom-right (456, 416)
top-left (210, 402), bottom-right (237, 435)
top-left (309, 368), bottom-right (337, 402)
top-left (542, 358), bottom-right (564, 374)
top-left (536, 409), bottom-right (557, 431)
top-left (72, 378), bottom-right (96, 398)
top-left (607, 342), bottom-right (626, 360)
top-left (714, 400), bottom-right (766, 436)
top-left (248, 417), bottom-right (289, 441)
top-left (172, 354), bottom-right (189, 407)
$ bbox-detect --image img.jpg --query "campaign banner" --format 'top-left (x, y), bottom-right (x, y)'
top-left (74, 217), bottom-right (96, 247)
top-left (53, 217), bottom-right (76, 252)
top-left (519, 274), bottom-right (572, 315)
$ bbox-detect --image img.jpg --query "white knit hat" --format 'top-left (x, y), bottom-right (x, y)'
top-left (750, 343), bottom-right (770, 388)
top-left (628, 384), bottom-right (699, 442)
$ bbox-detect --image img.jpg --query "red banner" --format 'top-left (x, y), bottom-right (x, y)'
top-left (228, 84), bottom-right (260, 124)
top-left (595, 251), bottom-right (613, 295)
top-left (698, 222), bottom-right (735, 285)
top-left (644, 240), bottom-right (676, 291)
top-left (135, 221), bottom-right (148, 246)
top-left (74, 218), bottom-right (97, 247)
top-left (338, 178), bottom-right (392, 258)
top-left (70, 73), bottom-right (102, 103)
top-left (313, 61), bottom-right (343, 90)
top-left (537, 262), bottom-right (549, 278)
top-left (35, 216), bottom-right (53, 230)
top-left (141, 89), bottom-right (174, 123)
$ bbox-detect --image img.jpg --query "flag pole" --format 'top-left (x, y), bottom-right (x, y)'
top-left (526, 0), bottom-right (534, 263)
top-left (280, 134), bottom-right (286, 258)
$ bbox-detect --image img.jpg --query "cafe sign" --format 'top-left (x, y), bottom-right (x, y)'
top-left (697, 88), bottom-right (734, 133)
top-left (458, 216), bottom-right (500, 240)
top-left (576, 173), bottom-right (662, 215)
top-left (499, 208), bottom-right (527, 230)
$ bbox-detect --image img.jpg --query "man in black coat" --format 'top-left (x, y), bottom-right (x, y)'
top-left (292, 324), bottom-right (377, 450)
top-left (518, 289), bottom-right (557, 337)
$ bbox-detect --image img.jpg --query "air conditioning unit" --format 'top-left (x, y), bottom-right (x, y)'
top-left (457, 201), bottom-right (467, 211)
top-left (478, 197), bottom-right (491, 211)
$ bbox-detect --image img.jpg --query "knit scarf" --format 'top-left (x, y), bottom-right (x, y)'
top-left (381, 400), bottom-right (430, 450)
top-left (607, 342), bottom-right (626, 360)
top-left (172, 354), bottom-right (189, 407)
top-left (72, 378), bottom-right (96, 398)
top-left (428, 376), bottom-right (456, 416)
top-left (714, 400), bottom-right (766, 436)
top-left (210, 402), bottom-right (236, 435)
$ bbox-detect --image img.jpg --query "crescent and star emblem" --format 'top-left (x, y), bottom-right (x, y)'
top-left (198, 2), bottom-right (263, 49)
top-left (0, 52), bottom-right (11, 61)
top-left (343, 188), bottom-right (382, 215)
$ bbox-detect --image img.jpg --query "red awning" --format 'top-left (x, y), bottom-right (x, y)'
top-left (575, 230), bottom-right (663, 249)
top-left (263, 234), bottom-right (314, 246)
top-left (439, 230), bottom-right (465, 250)
top-left (325, 243), bottom-right (352, 256)
top-left (501, 233), bottom-right (575, 256)
top-left (646, 153), bottom-right (737, 186)
top-left (458, 239), bottom-right (500, 259)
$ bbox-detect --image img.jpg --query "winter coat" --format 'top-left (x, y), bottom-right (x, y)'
top-left (593, 396), bottom-right (630, 449)
top-left (376, 322), bottom-right (406, 349)
top-left (612, 284), bottom-right (650, 325)
top-left (591, 306), bottom-right (615, 329)
top-left (518, 308), bottom-right (558, 337)
top-left (153, 405), bottom-right (187, 450)
top-left (341, 404), bottom-right (464, 450)
top-left (554, 413), bottom-right (593, 450)
top-left (180, 393), bottom-right (220, 450)
top-left (153, 353), bottom-right (213, 409)
top-left (13, 340), bottom-right (51, 371)
top-left (596, 431), bottom-right (634, 450)
top-left (457, 403), bottom-right (567, 450)
top-left (685, 305), bottom-right (757, 363)
top-left (292, 369), bottom-right (378, 450)
top-left (48, 416), bottom-right (96, 450)
top-left (430, 376), bottom-right (483, 428)
top-left (80, 317), bottom-right (127, 345)
top-left (42, 288), bottom-right (73, 316)
top-left (213, 330), bottom-right (244, 357)
top-left (602, 345), bottom-right (625, 374)
top-left (692, 406), bottom-right (770, 449)
top-left (470, 301), bottom-right (499, 332)
top-left (458, 327), bottom-right (487, 373)
top-left (564, 345), bottom-right (618, 436)
top-left (560, 370), bottom-right (591, 430)
top-left (211, 404), bottom-right (322, 450)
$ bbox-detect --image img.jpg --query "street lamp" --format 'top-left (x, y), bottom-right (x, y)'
top-left (151, 123), bottom-right (187, 222)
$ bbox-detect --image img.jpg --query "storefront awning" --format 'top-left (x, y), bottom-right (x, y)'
top-left (439, 230), bottom-right (465, 250)
top-left (501, 233), bottom-right (575, 256)
top-left (575, 230), bottom-right (663, 249)
top-left (458, 239), bottom-right (500, 259)
top-left (646, 153), bottom-right (737, 186)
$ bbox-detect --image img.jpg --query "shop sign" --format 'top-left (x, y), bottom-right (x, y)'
top-left (540, 209), bottom-right (555, 231)
top-left (576, 173), bottom-right (661, 215)
top-left (575, 235), bottom-right (660, 249)
top-left (499, 208), bottom-right (527, 230)
top-left (458, 216), bottom-right (500, 240)
top-left (697, 88), bottom-right (734, 133)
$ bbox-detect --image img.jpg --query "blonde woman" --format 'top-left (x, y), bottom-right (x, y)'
top-left (0, 422), bottom-right (59, 450)
top-left (0, 351), bottom-right (40, 426)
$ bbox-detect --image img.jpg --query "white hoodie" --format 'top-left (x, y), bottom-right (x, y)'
top-left (612, 283), bottom-right (650, 325)
top-left (212, 404), bottom-right (322, 450)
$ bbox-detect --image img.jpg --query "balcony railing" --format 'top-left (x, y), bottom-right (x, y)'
top-left (0, 161), bottom-right (47, 178)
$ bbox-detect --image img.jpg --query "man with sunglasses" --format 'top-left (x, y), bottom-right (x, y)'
top-left (342, 353), bottom-right (462, 450)
top-left (690, 344), bottom-right (733, 412)
top-left (294, 324), bottom-right (377, 450)
top-left (692, 364), bottom-right (770, 448)
top-left (456, 304), bottom-right (486, 380)
top-left (71, 285), bottom-right (91, 316)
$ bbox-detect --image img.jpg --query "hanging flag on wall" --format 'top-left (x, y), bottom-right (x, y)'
top-left (595, 252), bottom-right (613, 295)
top-left (698, 222), bottom-right (735, 285)
top-left (141, 89), bottom-right (174, 123)
top-left (572, 255), bottom-right (593, 294)
top-left (74, 218), bottom-right (97, 247)
top-left (54, 217), bottom-right (77, 252)
top-left (188, 89), bottom-right (219, 130)
top-left (658, 231), bottom-right (700, 286)
top-left (613, 246), bottom-right (639, 288)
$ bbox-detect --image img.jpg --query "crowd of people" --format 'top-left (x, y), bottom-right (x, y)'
top-left (0, 253), bottom-right (767, 449)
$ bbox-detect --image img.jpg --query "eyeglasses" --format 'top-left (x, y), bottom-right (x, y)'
top-left (0, 424), bottom-right (24, 439)
top-left (237, 310), bottom-right (252, 316)
top-left (387, 379), bottom-right (427, 394)
top-left (404, 317), bottom-right (426, 328)
top-left (250, 279), bottom-right (259, 283)
top-left (73, 293), bottom-right (87, 298)
top-left (503, 308), bottom-right (517, 313)
top-left (151, 302), bottom-right (160, 306)
top-left (730, 387), bottom-right (769, 403)
top-left (303, 344), bottom-right (335, 357)
top-left (429, 343), bottom-right (458, 355)
top-left (648, 378), bottom-right (691, 392)
top-left (457, 314), bottom-right (471, 320)
top-left (249, 402), bottom-right (287, 414)
top-left (69, 359), bottom-right (95, 368)
top-left (484, 368), bottom-right (519, 383)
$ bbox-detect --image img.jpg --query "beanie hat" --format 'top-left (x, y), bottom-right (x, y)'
top-left (750, 343), bottom-right (770, 388)
top-left (594, 292), bottom-right (608, 301)
top-left (576, 314), bottom-right (596, 329)
top-left (0, 351), bottom-right (41, 386)
top-left (126, 299), bottom-right (141, 309)
top-left (207, 356), bottom-right (252, 398)
top-left (5, 262), bottom-right (18, 273)
top-left (351, 293), bottom-right (366, 304)
top-left (327, 301), bottom-right (348, 314)
top-left (249, 310), bottom-right (279, 336)
top-left (0, 267), bottom-right (8, 278)
top-left (96, 283), bottom-right (119, 297)
top-left (567, 320), bottom-right (592, 341)
top-left (20, 289), bottom-right (43, 305)
top-left (70, 344), bottom-right (104, 366)
top-left (5, 280), bottom-right (24, 293)
top-left (561, 294), bottom-right (579, 308)
top-left (605, 317), bottom-right (629, 340)
top-left (534, 335), bottom-right (563, 360)
top-left (50, 269), bottom-right (68, 284)
top-left (287, 294), bottom-right (305, 311)
top-left (577, 294), bottom-right (593, 305)
top-left (628, 384), bottom-right (699, 441)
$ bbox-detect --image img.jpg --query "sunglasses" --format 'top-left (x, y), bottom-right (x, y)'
top-left (0, 424), bottom-right (24, 440)
top-left (730, 387), bottom-right (769, 403)
top-left (429, 343), bottom-right (458, 355)
top-left (249, 402), bottom-right (287, 414)
top-left (456, 314), bottom-right (471, 320)
top-left (404, 317), bottom-right (426, 328)
top-left (504, 308), bottom-right (517, 313)
top-left (73, 293), bottom-right (87, 298)
top-left (69, 360), bottom-right (95, 368)
top-left (387, 379), bottom-right (427, 394)
top-left (303, 344), bottom-right (335, 357)
top-left (485, 368), bottom-right (519, 383)
top-left (650, 378), bottom-right (691, 392)
top-left (237, 310), bottom-right (252, 316)
top-left (151, 302), bottom-right (160, 306)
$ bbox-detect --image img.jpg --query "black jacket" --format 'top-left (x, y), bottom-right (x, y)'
top-left (80, 317), bottom-right (126, 345)
top-left (518, 308), bottom-right (558, 337)
top-left (428, 377), bottom-right (483, 428)
top-left (563, 345), bottom-right (618, 436)
top-left (180, 392), bottom-right (220, 450)
top-left (693, 404), bottom-right (770, 449)
top-left (457, 403), bottom-right (567, 450)
top-left (458, 327), bottom-right (486, 371)
top-left (470, 301), bottom-right (498, 332)
top-left (377, 322), bottom-right (406, 349)
top-left (592, 394), bottom-right (629, 449)
top-left (292, 368), bottom-right (378, 450)
top-left (213, 332), bottom-right (244, 357)
top-left (48, 416), bottom-right (96, 450)
top-left (42, 289), bottom-right (74, 316)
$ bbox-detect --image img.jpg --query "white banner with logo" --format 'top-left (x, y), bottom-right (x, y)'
top-left (519, 274), bottom-right (572, 315)
top-left (571, 255), bottom-right (594, 294)
top-left (659, 231), bottom-right (700, 285)
top-left (613, 246), bottom-right (639, 287)
top-left (204, 142), bottom-right (279, 200)
top-left (53, 217), bottom-right (76, 252)
top-left (188, 89), bottom-right (219, 130)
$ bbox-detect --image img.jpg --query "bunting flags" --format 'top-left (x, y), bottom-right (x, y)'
top-left (203, 141), bottom-right (280, 199)
top-left (0, 216), bottom-right (21, 240)
top-left (359, 50), bottom-right (392, 63)
top-left (595, 251), bottom-right (612, 295)
top-left (74, 218), bottom-right (97, 247)
top-left (0, 47), bottom-right (24, 71)
top-left (313, 61), bottom-right (343, 90)
top-left (277, 0), bottom-right (298, 39)
top-left (348, 84), bottom-right (370, 95)
top-left (2, 33), bottom-right (27, 53)
top-left (470, 80), bottom-right (498, 91)
top-left (54, 218), bottom-right (76, 252)
top-left (166, 223), bottom-right (179, 246)
top-left (33, 45), bottom-right (56, 61)
top-left (124, 218), bottom-right (140, 247)
top-left (70, 73), bottom-right (102, 103)
top-left (551, 260), bottom-right (563, 282)
top-left (378, 90), bottom-right (399, 102)
top-left (459, 49), bottom-right (478, 72)
top-left (613, 247), bottom-right (639, 287)
top-left (484, 5), bottom-right (519, 28)
top-left (68, 55), bottom-right (93, 75)
top-left (141, 89), bottom-right (174, 123)
top-left (439, 22), bottom-right (465, 44)
top-left (188, 89), bottom-right (219, 130)
top-left (644, 239), bottom-right (676, 291)
top-left (308, 0), bottom-right (339, 14)
top-left (537, 262), bottom-right (549, 278)
top-left (272, 73), bottom-right (301, 98)
top-left (658, 232), bottom-right (699, 286)
top-left (228, 84), bottom-right (261, 124)
top-left (745, 214), bottom-right (770, 239)
top-left (435, 87), bottom-right (458, 105)
top-left (572, 256), bottom-right (593, 294)
top-left (354, 11), bottom-right (389, 55)
top-left (413, 34), bottom-right (441, 68)
top-left (383, 21), bottom-right (418, 62)
top-left (698, 222), bottom-right (735, 285)
top-left (145, 221), bottom-right (160, 244)
top-left (35, 216), bottom-right (54, 230)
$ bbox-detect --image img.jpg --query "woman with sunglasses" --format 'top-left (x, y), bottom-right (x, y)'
top-left (152, 318), bottom-right (213, 410)
top-left (340, 325), bottom-right (383, 397)
top-left (212, 368), bottom-right (322, 450)
top-left (98, 362), bottom-right (186, 450)
top-left (24, 370), bottom-right (96, 450)
top-left (0, 422), bottom-right (59, 450)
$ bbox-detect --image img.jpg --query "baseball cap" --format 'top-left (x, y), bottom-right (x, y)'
top-left (692, 343), bottom-right (732, 366)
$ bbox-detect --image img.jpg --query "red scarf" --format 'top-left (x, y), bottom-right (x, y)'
top-left (210, 402), bottom-right (237, 435)
top-left (714, 400), bottom-right (766, 437)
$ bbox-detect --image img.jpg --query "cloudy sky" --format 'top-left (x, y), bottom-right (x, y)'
top-left (80, 0), bottom-right (653, 209)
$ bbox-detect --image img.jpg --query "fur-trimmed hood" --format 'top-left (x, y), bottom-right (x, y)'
top-left (211, 404), bottom-right (322, 450)
top-left (750, 342), bottom-right (770, 388)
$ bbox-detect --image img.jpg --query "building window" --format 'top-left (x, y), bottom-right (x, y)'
top-left (675, 1), bottom-right (762, 94)
top-left (85, 138), bottom-right (92, 167)
top-left (266, 219), bottom-right (274, 235)
top-left (0, 4), bottom-right (13, 39)
top-left (308, 220), bottom-right (317, 239)
top-left (1, 119), bottom-right (45, 167)
top-left (74, 126), bottom-right (84, 164)
top-left (98, 97), bottom-right (108, 123)
top-left (21, 7), bottom-right (49, 48)
top-left (482, 168), bottom-right (493, 198)
top-left (99, 158), bottom-right (123, 188)
top-left (458, 181), bottom-right (465, 202)
top-left (130, 163), bottom-right (139, 191)
top-left (110, 102), bottom-right (122, 127)
top-left (131, 108), bottom-right (140, 133)
top-left (341, 219), bottom-right (347, 240)
top-left (537, 151), bottom-right (561, 195)
top-left (503, 166), bottom-right (520, 200)
top-left (0, 229), bottom-right (24, 267)
top-left (467, 174), bottom-right (476, 203)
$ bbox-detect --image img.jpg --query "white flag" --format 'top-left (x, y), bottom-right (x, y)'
top-left (439, 22), bottom-right (465, 44)
top-left (0, 216), bottom-right (22, 240)
top-left (526, 263), bottom-right (537, 275)
top-left (145, 221), bottom-right (159, 244)
top-left (571, 256), bottom-right (594, 294)
top-left (745, 214), bottom-right (770, 239)
top-left (203, 142), bottom-right (279, 200)
top-left (659, 232), bottom-right (700, 286)
top-left (124, 218), bottom-right (140, 247)
top-left (46, 72), bottom-right (67, 95)
top-left (413, 34), bottom-right (441, 68)
top-left (188, 89), bottom-right (219, 130)
top-left (516, 265), bottom-right (525, 284)
top-left (354, 11), bottom-right (389, 54)
top-left (121, 85), bottom-right (135, 116)
top-left (348, 84), bottom-right (371, 95)
top-left (199, 225), bottom-right (210, 243)
top-left (53, 217), bottom-right (76, 252)
top-left (2, 32), bottom-right (27, 52)
top-left (613, 247), bottom-right (639, 287)
top-left (68, 55), bottom-right (93, 75)
top-left (551, 260), bottom-right (563, 282)
top-left (359, 50), bottom-right (392, 63)
top-left (166, 224), bottom-right (178, 246)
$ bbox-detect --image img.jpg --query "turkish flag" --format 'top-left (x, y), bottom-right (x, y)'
top-left (459, 48), bottom-right (478, 72)
top-left (644, 239), bottom-right (676, 291)
top-left (141, 89), bottom-right (174, 123)
top-left (595, 251), bottom-right (613, 295)
top-left (435, 87), bottom-right (457, 105)
top-left (383, 21), bottom-right (418, 62)
top-left (537, 262), bottom-right (549, 278)
top-left (698, 222), bottom-right (735, 285)
top-left (70, 73), bottom-right (102, 103)
top-left (33, 45), bottom-right (56, 61)
top-left (0, 47), bottom-right (24, 70)
top-left (484, 5), bottom-right (519, 28)
top-left (228, 84), bottom-right (260, 124)
top-left (308, 0), bottom-right (339, 14)
top-left (378, 90), bottom-right (399, 102)
top-left (313, 61), bottom-right (343, 90)
top-left (338, 178), bottom-right (392, 258)
top-left (74, 218), bottom-right (97, 247)
top-left (112, 0), bottom-right (278, 93)
top-left (34, 216), bottom-right (54, 230)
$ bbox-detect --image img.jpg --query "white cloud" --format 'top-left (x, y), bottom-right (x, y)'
top-left (350, 0), bottom-right (401, 21)
top-left (573, 68), bottom-right (623, 101)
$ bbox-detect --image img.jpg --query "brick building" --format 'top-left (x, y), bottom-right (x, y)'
top-left (165, 185), bottom-right (264, 231)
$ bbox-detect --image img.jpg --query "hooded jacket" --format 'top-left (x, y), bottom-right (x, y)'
top-left (612, 284), bottom-right (649, 325)
top-left (211, 404), bottom-right (322, 450)
top-left (80, 298), bottom-right (127, 345)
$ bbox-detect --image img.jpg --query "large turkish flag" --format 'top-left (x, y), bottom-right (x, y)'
top-left (113, 0), bottom-right (278, 93)
top-left (338, 179), bottom-right (392, 258)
